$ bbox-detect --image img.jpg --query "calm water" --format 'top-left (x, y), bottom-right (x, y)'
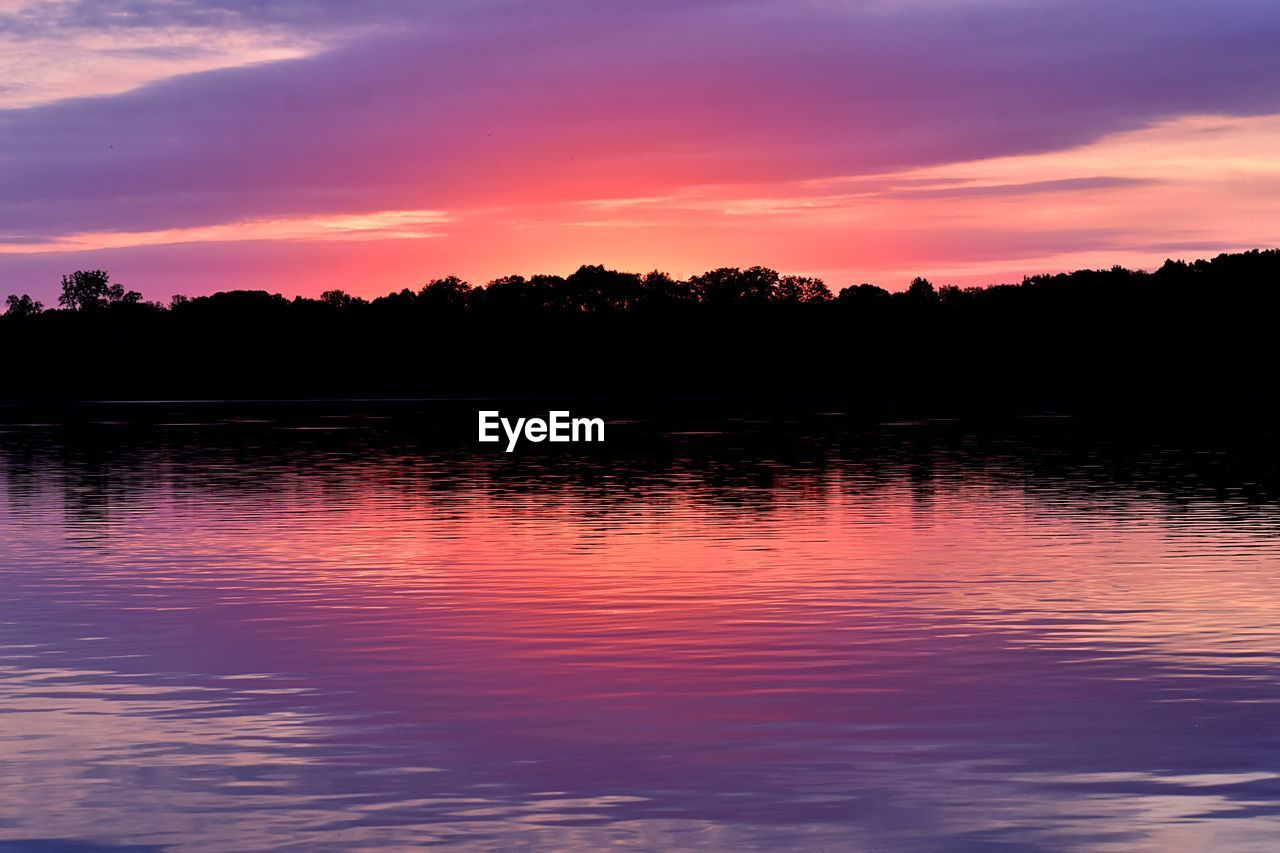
top-left (1, 405), bottom-right (1278, 851)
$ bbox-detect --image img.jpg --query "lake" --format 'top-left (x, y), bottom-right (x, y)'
top-left (1, 403), bottom-right (1278, 851)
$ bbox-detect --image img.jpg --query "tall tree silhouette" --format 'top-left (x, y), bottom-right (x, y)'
top-left (58, 270), bottom-right (142, 311)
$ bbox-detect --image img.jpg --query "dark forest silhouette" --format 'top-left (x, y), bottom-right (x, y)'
top-left (2, 250), bottom-right (1277, 403)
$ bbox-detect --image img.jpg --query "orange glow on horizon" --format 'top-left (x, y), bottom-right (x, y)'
top-left (3, 114), bottom-right (1279, 297)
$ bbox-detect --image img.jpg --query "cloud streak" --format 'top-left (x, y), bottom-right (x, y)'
top-left (0, 208), bottom-right (449, 253)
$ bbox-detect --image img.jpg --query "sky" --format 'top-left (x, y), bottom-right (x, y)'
top-left (1, 0), bottom-right (1279, 302)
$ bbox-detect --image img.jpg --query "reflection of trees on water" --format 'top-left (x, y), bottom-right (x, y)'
top-left (0, 409), bottom-right (1277, 540)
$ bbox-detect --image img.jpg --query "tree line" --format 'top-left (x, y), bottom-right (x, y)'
top-left (5, 264), bottom-right (838, 318)
top-left (5, 251), bottom-right (1277, 320)
top-left (1, 250), bottom-right (1277, 403)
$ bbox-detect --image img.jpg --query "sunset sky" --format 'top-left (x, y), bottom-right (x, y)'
top-left (2, 0), bottom-right (1279, 302)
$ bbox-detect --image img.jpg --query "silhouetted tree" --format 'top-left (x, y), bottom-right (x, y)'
top-left (4, 294), bottom-right (43, 317)
top-left (480, 275), bottom-right (527, 309)
top-left (776, 275), bottom-right (833, 303)
top-left (837, 283), bottom-right (891, 307)
top-left (172, 289), bottom-right (290, 319)
top-left (320, 289), bottom-right (366, 310)
top-left (902, 276), bottom-right (938, 305)
top-left (418, 276), bottom-right (472, 310)
top-left (937, 284), bottom-right (969, 306)
top-left (58, 270), bottom-right (141, 311)
top-left (560, 265), bottom-right (645, 312)
top-left (690, 266), bottom-right (781, 304)
top-left (639, 270), bottom-right (695, 305)
top-left (480, 274), bottom-right (562, 313)
top-left (370, 287), bottom-right (417, 312)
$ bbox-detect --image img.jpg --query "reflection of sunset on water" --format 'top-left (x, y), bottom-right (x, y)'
top-left (1, 410), bottom-right (1277, 849)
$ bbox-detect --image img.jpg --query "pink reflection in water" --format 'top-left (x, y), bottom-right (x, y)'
top-left (0, 412), bottom-right (1278, 850)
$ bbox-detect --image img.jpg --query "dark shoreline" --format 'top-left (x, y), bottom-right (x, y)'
top-left (4, 249), bottom-right (1277, 404)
